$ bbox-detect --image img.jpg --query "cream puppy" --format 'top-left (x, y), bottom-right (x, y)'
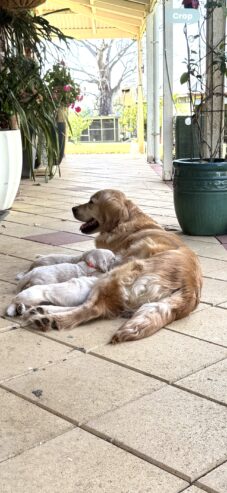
top-left (16, 249), bottom-right (116, 291)
top-left (6, 276), bottom-right (98, 317)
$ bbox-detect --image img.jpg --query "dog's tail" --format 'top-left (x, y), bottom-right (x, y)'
top-left (111, 289), bottom-right (197, 343)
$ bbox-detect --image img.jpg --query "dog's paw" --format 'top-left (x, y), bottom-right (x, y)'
top-left (27, 314), bottom-right (60, 332)
top-left (22, 306), bottom-right (45, 319)
top-left (6, 302), bottom-right (26, 317)
top-left (111, 326), bottom-right (140, 344)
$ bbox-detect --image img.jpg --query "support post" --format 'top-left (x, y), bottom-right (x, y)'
top-left (162, 0), bottom-right (173, 180)
top-left (137, 37), bottom-right (145, 153)
top-left (146, 12), bottom-right (154, 161)
top-left (153, 4), bottom-right (160, 162)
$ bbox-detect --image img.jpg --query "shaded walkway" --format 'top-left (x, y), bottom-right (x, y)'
top-left (0, 155), bottom-right (227, 492)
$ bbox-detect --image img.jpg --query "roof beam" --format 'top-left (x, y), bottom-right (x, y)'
top-left (90, 0), bottom-right (97, 34)
top-left (96, 2), bottom-right (145, 19)
top-left (95, 0), bottom-right (145, 13)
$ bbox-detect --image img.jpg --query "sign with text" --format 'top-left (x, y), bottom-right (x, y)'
top-left (166, 8), bottom-right (200, 24)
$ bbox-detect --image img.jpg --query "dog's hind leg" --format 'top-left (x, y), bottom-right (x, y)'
top-left (111, 290), bottom-right (190, 343)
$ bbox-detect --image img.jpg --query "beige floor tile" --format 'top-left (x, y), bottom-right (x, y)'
top-left (167, 306), bottom-right (227, 346)
top-left (219, 302), bottom-right (227, 309)
top-left (0, 222), bottom-right (53, 238)
top-left (65, 239), bottom-right (96, 251)
top-left (0, 318), bottom-right (19, 332)
top-left (45, 318), bottom-right (124, 351)
top-left (201, 278), bottom-right (227, 305)
top-left (93, 329), bottom-right (227, 383)
top-left (87, 386), bottom-right (227, 482)
top-left (183, 488), bottom-right (205, 493)
top-left (199, 257), bottom-right (227, 278)
top-left (0, 236), bottom-right (78, 261)
top-left (0, 328), bottom-right (74, 381)
top-left (6, 351), bottom-right (165, 424)
top-left (0, 387), bottom-right (72, 462)
top-left (0, 427), bottom-right (187, 493)
top-left (0, 254), bottom-right (30, 283)
top-left (4, 211), bottom-right (82, 233)
top-left (13, 202), bottom-right (61, 215)
top-left (176, 358), bottom-right (227, 405)
top-left (0, 280), bottom-right (17, 316)
top-left (182, 239), bottom-right (227, 261)
top-left (197, 461), bottom-right (227, 493)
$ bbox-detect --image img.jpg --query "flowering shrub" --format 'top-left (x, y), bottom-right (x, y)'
top-left (45, 61), bottom-right (81, 110)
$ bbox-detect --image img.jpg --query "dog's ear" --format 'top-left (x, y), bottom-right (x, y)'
top-left (101, 197), bottom-right (130, 232)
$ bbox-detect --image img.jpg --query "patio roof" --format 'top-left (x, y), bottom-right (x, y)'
top-left (37, 0), bottom-right (153, 39)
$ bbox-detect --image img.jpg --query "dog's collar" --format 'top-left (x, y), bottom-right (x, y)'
top-left (86, 260), bottom-right (95, 269)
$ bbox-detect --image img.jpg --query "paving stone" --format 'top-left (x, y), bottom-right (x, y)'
top-left (0, 328), bottom-right (74, 381)
top-left (201, 278), bottom-right (227, 305)
top-left (23, 231), bottom-right (93, 246)
top-left (64, 239), bottom-right (95, 251)
top-left (182, 488), bottom-right (204, 493)
top-left (197, 461), bottom-right (227, 493)
top-left (0, 317), bottom-right (19, 333)
top-left (12, 203), bottom-right (61, 215)
top-left (6, 351), bottom-right (165, 424)
top-left (218, 302), bottom-right (227, 309)
top-left (176, 358), bottom-right (227, 405)
top-left (0, 254), bottom-right (30, 283)
top-left (0, 222), bottom-right (53, 239)
top-left (87, 386), bottom-right (227, 482)
top-left (0, 280), bottom-right (17, 316)
top-left (167, 306), bottom-right (227, 346)
top-left (45, 318), bottom-right (124, 351)
top-left (0, 387), bottom-right (72, 462)
top-left (4, 211), bottom-right (82, 234)
top-left (0, 427), bottom-right (187, 493)
top-left (182, 239), bottom-right (227, 261)
top-left (93, 329), bottom-right (227, 383)
top-left (0, 236), bottom-right (77, 261)
top-left (199, 257), bottom-right (227, 279)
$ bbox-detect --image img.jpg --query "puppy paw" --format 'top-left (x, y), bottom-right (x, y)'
top-left (22, 306), bottom-right (45, 319)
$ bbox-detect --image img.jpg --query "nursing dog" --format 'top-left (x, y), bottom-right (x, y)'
top-left (21, 189), bottom-right (202, 343)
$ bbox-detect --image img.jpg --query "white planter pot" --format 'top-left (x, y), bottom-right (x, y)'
top-left (0, 129), bottom-right (22, 212)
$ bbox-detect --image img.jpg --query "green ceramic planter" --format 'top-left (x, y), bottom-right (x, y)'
top-left (173, 158), bottom-right (227, 235)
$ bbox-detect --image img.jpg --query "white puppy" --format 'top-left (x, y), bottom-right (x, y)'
top-left (7, 248), bottom-right (118, 318)
top-left (6, 276), bottom-right (98, 317)
top-left (16, 249), bottom-right (116, 291)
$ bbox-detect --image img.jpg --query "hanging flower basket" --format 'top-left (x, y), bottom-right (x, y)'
top-left (0, 0), bottom-right (45, 10)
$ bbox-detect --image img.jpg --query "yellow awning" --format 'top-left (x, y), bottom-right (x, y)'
top-left (37, 0), bottom-right (153, 39)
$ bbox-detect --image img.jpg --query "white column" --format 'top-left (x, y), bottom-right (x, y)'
top-left (153, 5), bottom-right (160, 163)
top-left (137, 37), bottom-right (145, 153)
top-left (146, 12), bottom-right (154, 162)
top-left (162, 0), bottom-right (173, 180)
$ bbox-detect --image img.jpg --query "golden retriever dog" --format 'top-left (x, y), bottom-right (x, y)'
top-left (24, 189), bottom-right (202, 343)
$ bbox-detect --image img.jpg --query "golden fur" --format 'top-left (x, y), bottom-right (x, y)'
top-left (26, 189), bottom-right (202, 343)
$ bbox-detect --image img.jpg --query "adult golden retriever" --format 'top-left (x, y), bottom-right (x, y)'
top-left (26, 189), bottom-right (202, 343)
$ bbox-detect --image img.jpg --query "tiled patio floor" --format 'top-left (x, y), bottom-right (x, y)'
top-left (0, 154), bottom-right (227, 492)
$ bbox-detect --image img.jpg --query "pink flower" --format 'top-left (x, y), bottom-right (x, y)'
top-left (75, 106), bottom-right (81, 113)
top-left (63, 84), bottom-right (72, 92)
top-left (76, 94), bottom-right (83, 102)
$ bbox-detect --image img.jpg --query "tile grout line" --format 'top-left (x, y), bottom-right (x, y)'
top-left (0, 382), bottom-right (190, 484)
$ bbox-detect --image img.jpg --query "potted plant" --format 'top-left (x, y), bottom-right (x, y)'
top-left (173, 2), bottom-right (227, 235)
top-left (0, 6), bottom-right (71, 210)
top-left (44, 62), bottom-right (81, 164)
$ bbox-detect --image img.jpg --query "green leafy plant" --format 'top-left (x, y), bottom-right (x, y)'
top-left (68, 110), bottom-right (92, 142)
top-left (44, 62), bottom-right (81, 110)
top-left (0, 7), bottom-right (73, 178)
top-left (180, 2), bottom-right (226, 159)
